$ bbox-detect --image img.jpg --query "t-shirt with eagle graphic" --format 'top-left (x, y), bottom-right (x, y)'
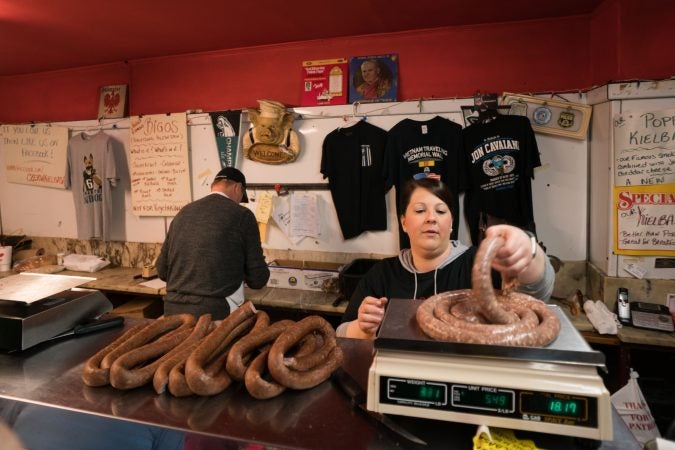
top-left (461, 115), bottom-right (541, 244)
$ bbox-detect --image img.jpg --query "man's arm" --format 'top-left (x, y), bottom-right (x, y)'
top-left (241, 209), bottom-right (270, 289)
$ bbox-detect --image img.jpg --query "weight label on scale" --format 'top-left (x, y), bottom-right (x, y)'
top-left (386, 378), bottom-right (448, 407)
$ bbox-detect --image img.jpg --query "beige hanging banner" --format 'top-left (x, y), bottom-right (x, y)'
top-left (129, 113), bottom-right (191, 216)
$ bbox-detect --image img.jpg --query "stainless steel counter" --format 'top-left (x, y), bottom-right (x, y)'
top-left (0, 318), bottom-right (388, 449)
top-left (0, 317), bottom-right (639, 449)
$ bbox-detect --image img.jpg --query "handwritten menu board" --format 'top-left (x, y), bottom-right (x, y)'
top-left (1, 124), bottom-right (68, 188)
top-left (129, 113), bottom-right (191, 216)
top-left (613, 108), bottom-right (675, 255)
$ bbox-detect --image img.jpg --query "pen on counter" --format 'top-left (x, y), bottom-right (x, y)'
top-left (332, 295), bottom-right (345, 307)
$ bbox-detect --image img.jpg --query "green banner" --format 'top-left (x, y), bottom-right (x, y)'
top-left (209, 110), bottom-right (242, 168)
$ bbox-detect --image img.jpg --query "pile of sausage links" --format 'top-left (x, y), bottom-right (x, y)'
top-left (82, 302), bottom-right (343, 399)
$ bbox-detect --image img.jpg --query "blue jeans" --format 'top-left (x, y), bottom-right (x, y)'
top-left (11, 403), bottom-right (184, 450)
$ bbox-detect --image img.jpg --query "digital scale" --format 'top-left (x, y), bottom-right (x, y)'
top-left (367, 299), bottom-right (613, 441)
top-left (0, 273), bottom-right (111, 351)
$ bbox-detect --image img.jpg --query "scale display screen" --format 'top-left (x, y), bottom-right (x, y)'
top-left (379, 376), bottom-right (598, 428)
top-left (452, 385), bottom-right (515, 413)
top-left (521, 392), bottom-right (587, 420)
top-left (387, 378), bottom-right (447, 406)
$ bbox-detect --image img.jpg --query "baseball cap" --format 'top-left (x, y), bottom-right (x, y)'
top-left (214, 167), bottom-right (249, 203)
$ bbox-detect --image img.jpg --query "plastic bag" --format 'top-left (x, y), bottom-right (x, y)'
top-left (473, 425), bottom-right (541, 449)
top-left (583, 299), bottom-right (621, 334)
top-left (611, 369), bottom-right (661, 445)
top-left (62, 254), bottom-right (110, 272)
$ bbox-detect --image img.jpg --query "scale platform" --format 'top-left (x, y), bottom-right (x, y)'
top-left (0, 274), bottom-right (112, 351)
top-left (367, 298), bottom-right (613, 441)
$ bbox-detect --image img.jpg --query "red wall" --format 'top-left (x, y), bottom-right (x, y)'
top-left (0, 63), bottom-right (129, 123)
top-left (1, 0), bottom-right (674, 124)
top-left (617, 0), bottom-right (675, 81)
top-left (588, 0), bottom-right (675, 85)
top-left (590, 0), bottom-right (620, 85)
top-left (130, 17), bottom-right (589, 117)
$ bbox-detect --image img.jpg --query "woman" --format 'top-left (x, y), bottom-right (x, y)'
top-left (337, 178), bottom-right (554, 339)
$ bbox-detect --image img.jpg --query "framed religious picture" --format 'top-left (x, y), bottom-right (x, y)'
top-left (501, 92), bottom-right (591, 140)
top-left (348, 54), bottom-right (398, 104)
top-left (98, 84), bottom-right (128, 119)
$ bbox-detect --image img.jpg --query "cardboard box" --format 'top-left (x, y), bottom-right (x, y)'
top-left (111, 297), bottom-right (163, 319)
top-left (267, 259), bottom-right (342, 292)
top-left (301, 58), bottom-right (348, 106)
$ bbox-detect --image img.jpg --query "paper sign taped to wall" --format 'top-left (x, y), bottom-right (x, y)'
top-left (1, 124), bottom-right (69, 188)
top-left (271, 196), bottom-right (303, 245)
top-left (290, 193), bottom-right (320, 239)
top-left (613, 108), bottom-right (675, 187)
top-left (129, 113), bottom-right (191, 216)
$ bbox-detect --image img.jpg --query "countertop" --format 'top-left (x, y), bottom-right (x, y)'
top-left (2, 266), bottom-right (671, 347)
top-left (0, 266), bottom-right (347, 316)
top-left (551, 299), bottom-right (675, 348)
top-left (0, 266), bottom-right (158, 295)
top-left (0, 317), bottom-right (639, 449)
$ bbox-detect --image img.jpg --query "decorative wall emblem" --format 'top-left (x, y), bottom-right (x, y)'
top-left (242, 100), bottom-right (301, 164)
top-left (558, 111), bottom-right (575, 128)
top-left (502, 92), bottom-right (592, 140)
top-left (532, 106), bottom-right (552, 125)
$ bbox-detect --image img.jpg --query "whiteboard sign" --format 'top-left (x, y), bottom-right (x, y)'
top-left (613, 109), bottom-right (675, 187)
top-left (1, 124), bottom-right (68, 188)
top-left (129, 113), bottom-right (191, 216)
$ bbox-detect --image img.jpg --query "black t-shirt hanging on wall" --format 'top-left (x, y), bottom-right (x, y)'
top-left (321, 120), bottom-right (389, 239)
top-left (385, 116), bottom-right (464, 248)
top-left (461, 115), bottom-right (541, 244)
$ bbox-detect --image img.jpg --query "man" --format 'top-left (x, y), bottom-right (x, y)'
top-left (356, 59), bottom-right (391, 100)
top-left (157, 167), bottom-right (269, 319)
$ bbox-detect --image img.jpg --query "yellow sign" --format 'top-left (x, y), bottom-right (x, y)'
top-left (613, 184), bottom-right (675, 256)
top-left (255, 192), bottom-right (273, 224)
